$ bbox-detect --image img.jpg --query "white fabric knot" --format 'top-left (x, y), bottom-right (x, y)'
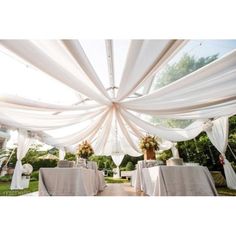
top-left (202, 120), bottom-right (213, 132)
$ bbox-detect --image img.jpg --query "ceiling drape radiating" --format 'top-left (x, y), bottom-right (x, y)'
top-left (116, 40), bottom-right (187, 101)
top-left (0, 40), bottom-right (235, 158)
top-left (0, 40), bottom-right (111, 105)
top-left (120, 50), bottom-right (236, 119)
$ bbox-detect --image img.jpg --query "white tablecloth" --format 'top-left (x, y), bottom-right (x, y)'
top-left (39, 168), bottom-right (99, 196)
top-left (131, 170), bottom-right (137, 187)
top-left (132, 160), bottom-right (158, 191)
top-left (141, 166), bottom-right (218, 196)
top-left (87, 161), bottom-right (106, 192)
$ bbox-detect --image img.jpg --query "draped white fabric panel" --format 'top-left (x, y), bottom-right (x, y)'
top-left (0, 94), bottom-right (103, 111)
top-left (0, 105), bottom-right (106, 131)
top-left (0, 40), bottom-right (235, 158)
top-left (61, 40), bottom-right (111, 101)
top-left (121, 50), bottom-right (236, 119)
top-left (205, 117), bottom-right (236, 190)
top-left (93, 108), bottom-right (114, 154)
top-left (41, 108), bottom-right (110, 146)
top-left (159, 140), bottom-right (174, 151)
top-left (10, 129), bottom-right (32, 190)
top-left (0, 40), bottom-right (111, 105)
top-left (111, 154), bottom-right (124, 167)
top-left (119, 108), bottom-right (205, 142)
top-left (116, 109), bottom-right (140, 153)
top-left (116, 40), bottom-right (187, 101)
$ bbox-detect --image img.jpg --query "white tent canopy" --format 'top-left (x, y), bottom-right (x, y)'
top-left (0, 40), bottom-right (236, 189)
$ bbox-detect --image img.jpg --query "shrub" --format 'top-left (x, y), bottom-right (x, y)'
top-left (156, 150), bottom-right (172, 163)
top-left (23, 159), bottom-right (58, 171)
top-left (31, 171), bottom-right (39, 181)
top-left (120, 154), bottom-right (143, 168)
top-left (98, 160), bottom-right (105, 170)
top-left (105, 177), bottom-right (129, 184)
top-left (104, 161), bottom-right (111, 170)
top-left (125, 162), bottom-right (135, 171)
top-left (89, 155), bottom-right (116, 169)
top-left (65, 152), bottom-right (76, 161)
top-left (0, 174), bottom-right (12, 182)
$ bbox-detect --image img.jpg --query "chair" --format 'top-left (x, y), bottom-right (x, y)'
top-left (57, 160), bottom-right (75, 168)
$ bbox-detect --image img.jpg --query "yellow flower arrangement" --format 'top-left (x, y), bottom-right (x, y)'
top-left (77, 140), bottom-right (94, 159)
top-left (139, 135), bottom-right (158, 153)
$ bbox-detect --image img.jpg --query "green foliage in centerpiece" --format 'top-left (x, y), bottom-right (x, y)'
top-left (77, 140), bottom-right (94, 159)
top-left (139, 135), bottom-right (158, 153)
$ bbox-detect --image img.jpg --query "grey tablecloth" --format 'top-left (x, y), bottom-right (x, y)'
top-left (131, 170), bottom-right (137, 187)
top-left (87, 161), bottom-right (106, 191)
top-left (141, 166), bottom-right (218, 196)
top-left (98, 171), bottom-right (106, 191)
top-left (39, 168), bottom-right (98, 196)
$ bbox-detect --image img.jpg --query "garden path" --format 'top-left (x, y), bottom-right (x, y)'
top-left (97, 183), bottom-right (145, 196)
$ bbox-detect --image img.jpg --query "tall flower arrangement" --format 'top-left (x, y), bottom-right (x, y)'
top-left (139, 135), bottom-right (158, 153)
top-left (77, 140), bottom-right (94, 159)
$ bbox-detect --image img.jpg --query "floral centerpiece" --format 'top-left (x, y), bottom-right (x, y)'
top-left (139, 135), bottom-right (158, 160)
top-left (77, 140), bottom-right (94, 159)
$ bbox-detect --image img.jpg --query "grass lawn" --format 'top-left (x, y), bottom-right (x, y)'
top-left (216, 187), bottom-right (236, 196)
top-left (0, 181), bottom-right (39, 196)
top-left (1, 180), bottom-right (236, 196)
top-left (105, 177), bottom-right (130, 184)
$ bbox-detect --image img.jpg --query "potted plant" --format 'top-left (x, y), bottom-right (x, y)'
top-left (139, 135), bottom-right (159, 160)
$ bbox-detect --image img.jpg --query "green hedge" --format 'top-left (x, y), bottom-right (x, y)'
top-left (0, 175), bottom-right (12, 182)
top-left (125, 162), bottom-right (135, 171)
top-left (31, 171), bottom-right (39, 181)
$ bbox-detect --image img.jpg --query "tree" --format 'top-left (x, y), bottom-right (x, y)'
top-left (153, 53), bottom-right (218, 89)
top-left (104, 160), bottom-right (111, 170)
top-left (65, 152), bottom-right (76, 161)
top-left (97, 160), bottom-right (105, 170)
top-left (125, 161), bottom-right (135, 171)
top-left (120, 154), bottom-right (143, 169)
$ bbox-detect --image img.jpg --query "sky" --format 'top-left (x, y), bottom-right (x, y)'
top-left (174, 40), bottom-right (236, 62)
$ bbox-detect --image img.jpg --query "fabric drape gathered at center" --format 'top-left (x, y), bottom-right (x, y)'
top-left (0, 40), bottom-right (235, 161)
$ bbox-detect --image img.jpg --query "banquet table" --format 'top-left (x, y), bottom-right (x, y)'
top-left (140, 166), bottom-right (218, 196)
top-left (39, 167), bottom-right (99, 196)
